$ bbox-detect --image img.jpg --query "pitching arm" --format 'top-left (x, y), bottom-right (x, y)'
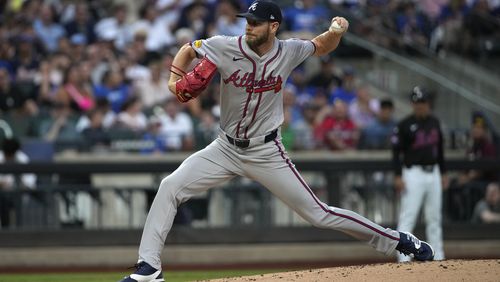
top-left (311, 17), bottom-right (349, 57)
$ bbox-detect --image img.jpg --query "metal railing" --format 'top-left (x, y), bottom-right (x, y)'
top-left (1, 155), bottom-right (498, 231)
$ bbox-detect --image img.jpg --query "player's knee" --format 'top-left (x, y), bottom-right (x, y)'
top-left (158, 176), bottom-right (181, 201)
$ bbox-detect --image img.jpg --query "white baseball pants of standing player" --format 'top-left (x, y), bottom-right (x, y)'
top-left (138, 135), bottom-right (401, 269)
top-left (397, 165), bottom-right (445, 262)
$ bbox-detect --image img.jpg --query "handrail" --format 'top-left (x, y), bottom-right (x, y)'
top-left (1, 158), bottom-right (499, 174)
top-left (344, 33), bottom-right (500, 115)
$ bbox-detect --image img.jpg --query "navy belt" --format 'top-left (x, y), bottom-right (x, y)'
top-left (407, 164), bottom-right (435, 172)
top-left (226, 129), bottom-right (278, 148)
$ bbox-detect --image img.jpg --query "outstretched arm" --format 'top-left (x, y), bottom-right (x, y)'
top-left (311, 17), bottom-right (349, 56)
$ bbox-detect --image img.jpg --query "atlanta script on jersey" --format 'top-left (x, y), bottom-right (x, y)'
top-left (191, 35), bottom-right (314, 139)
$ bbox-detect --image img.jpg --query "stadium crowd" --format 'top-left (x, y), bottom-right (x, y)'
top-left (0, 0), bottom-right (498, 154)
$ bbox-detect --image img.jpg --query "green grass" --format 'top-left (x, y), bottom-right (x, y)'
top-left (0, 269), bottom-right (281, 282)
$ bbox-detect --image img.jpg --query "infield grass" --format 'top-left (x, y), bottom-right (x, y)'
top-left (0, 269), bottom-right (282, 282)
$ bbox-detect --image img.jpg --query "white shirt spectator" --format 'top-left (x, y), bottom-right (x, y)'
top-left (117, 111), bottom-right (148, 132)
top-left (76, 111), bottom-right (116, 132)
top-left (135, 75), bottom-right (172, 109)
top-left (130, 17), bottom-right (175, 51)
top-left (158, 111), bottom-right (193, 150)
top-left (94, 17), bottom-right (131, 50)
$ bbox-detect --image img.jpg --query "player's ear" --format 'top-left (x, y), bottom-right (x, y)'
top-left (270, 22), bottom-right (279, 33)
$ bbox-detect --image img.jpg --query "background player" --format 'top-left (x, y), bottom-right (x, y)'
top-left (120, 2), bottom-right (434, 281)
top-left (392, 86), bottom-right (446, 262)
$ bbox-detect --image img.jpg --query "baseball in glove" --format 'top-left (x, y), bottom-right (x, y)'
top-left (173, 57), bottom-right (217, 103)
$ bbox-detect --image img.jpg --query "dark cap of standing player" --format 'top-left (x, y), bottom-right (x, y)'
top-left (237, 1), bottom-right (282, 24)
top-left (410, 86), bottom-right (430, 103)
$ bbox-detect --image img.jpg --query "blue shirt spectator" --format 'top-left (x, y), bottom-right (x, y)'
top-left (284, 0), bottom-right (329, 33)
top-left (64, 3), bottom-right (96, 44)
top-left (93, 69), bottom-right (131, 113)
top-left (359, 99), bottom-right (396, 149)
top-left (33, 5), bottom-right (66, 53)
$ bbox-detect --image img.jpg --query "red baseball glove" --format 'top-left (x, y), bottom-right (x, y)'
top-left (175, 57), bottom-right (217, 103)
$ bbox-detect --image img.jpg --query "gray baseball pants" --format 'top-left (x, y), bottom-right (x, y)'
top-left (139, 136), bottom-right (400, 269)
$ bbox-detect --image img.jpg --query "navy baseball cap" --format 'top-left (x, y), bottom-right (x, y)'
top-left (410, 86), bottom-right (430, 103)
top-left (237, 1), bottom-right (282, 24)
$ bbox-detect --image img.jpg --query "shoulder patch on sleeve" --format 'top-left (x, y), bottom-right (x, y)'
top-left (193, 40), bottom-right (202, 48)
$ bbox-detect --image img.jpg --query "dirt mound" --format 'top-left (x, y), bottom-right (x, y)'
top-left (209, 259), bottom-right (500, 281)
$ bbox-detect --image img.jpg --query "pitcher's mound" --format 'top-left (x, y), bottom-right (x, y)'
top-left (210, 259), bottom-right (500, 281)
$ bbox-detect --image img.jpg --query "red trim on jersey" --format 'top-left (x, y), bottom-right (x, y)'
top-left (272, 139), bottom-right (400, 242)
top-left (310, 40), bottom-right (317, 56)
top-left (243, 42), bottom-right (282, 138)
top-left (236, 36), bottom-right (256, 138)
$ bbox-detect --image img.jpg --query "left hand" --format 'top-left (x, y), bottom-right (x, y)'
top-left (329, 17), bottom-right (349, 34)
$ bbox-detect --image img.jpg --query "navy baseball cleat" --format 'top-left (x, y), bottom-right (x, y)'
top-left (119, 261), bottom-right (164, 282)
top-left (396, 232), bottom-right (435, 261)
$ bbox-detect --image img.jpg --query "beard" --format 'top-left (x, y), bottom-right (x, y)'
top-left (246, 28), bottom-right (270, 50)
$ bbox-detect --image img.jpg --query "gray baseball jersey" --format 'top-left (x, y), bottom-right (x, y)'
top-left (137, 35), bottom-right (401, 269)
top-left (192, 35), bottom-right (312, 138)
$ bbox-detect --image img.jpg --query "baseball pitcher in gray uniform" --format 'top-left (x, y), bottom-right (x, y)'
top-left (120, 1), bottom-right (435, 281)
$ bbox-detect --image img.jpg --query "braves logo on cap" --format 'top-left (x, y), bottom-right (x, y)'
top-left (237, 1), bottom-right (282, 24)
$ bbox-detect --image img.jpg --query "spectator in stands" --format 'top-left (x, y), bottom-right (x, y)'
top-left (175, 0), bottom-right (215, 39)
top-left (39, 103), bottom-right (79, 143)
top-left (395, 1), bottom-right (432, 49)
top-left (130, 3), bottom-right (175, 52)
top-left (448, 112), bottom-right (499, 222)
top-left (68, 33), bottom-right (88, 63)
top-left (81, 108), bottom-right (111, 150)
top-left (281, 108), bottom-right (295, 151)
top-left (329, 66), bottom-right (356, 104)
top-left (55, 64), bottom-right (95, 114)
top-left (464, 0), bottom-right (500, 56)
top-left (293, 103), bottom-right (319, 150)
top-left (0, 138), bottom-right (37, 228)
top-left (158, 99), bottom-right (194, 151)
top-left (33, 4), bottom-right (66, 53)
top-left (63, 2), bottom-right (96, 44)
top-left (135, 60), bottom-right (172, 111)
top-left (36, 53), bottom-right (70, 109)
top-left (284, 0), bottom-right (329, 36)
top-left (93, 68), bottom-right (131, 113)
top-left (116, 96), bottom-right (148, 133)
top-left (142, 116), bottom-right (167, 154)
top-left (212, 0), bottom-right (246, 36)
top-left (0, 37), bottom-right (15, 76)
top-left (430, 0), bottom-right (470, 54)
top-left (11, 34), bottom-right (41, 86)
top-left (76, 98), bottom-right (116, 133)
top-left (123, 31), bottom-right (151, 83)
top-left (467, 111), bottom-right (498, 161)
top-left (314, 99), bottom-right (359, 150)
top-left (359, 98), bottom-right (395, 150)
top-left (472, 182), bottom-right (500, 223)
top-left (0, 66), bottom-right (38, 115)
top-left (288, 68), bottom-right (316, 107)
top-left (283, 84), bottom-right (304, 125)
top-left (193, 110), bottom-right (219, 150)
top-left (307, 56), bottom-right (342, 96)
top-left (418, 0), bottom-right (451, 23)
top-left (94, 4), bottom-right (130, 51)
top-left (328, 0), bottom-right (364, 13)
top-left (348, 84), bottom-right (379, 129)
